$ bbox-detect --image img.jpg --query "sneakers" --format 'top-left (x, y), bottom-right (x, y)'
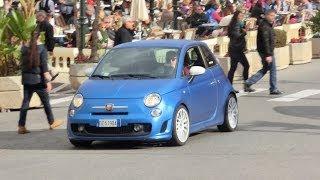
top-left (244, 83), bottom-right (255, 92)
top-left (270, 90), bottom-right (284, 95)
top-left (49, 119), bottom-right (64, 130)
top-left (18, 126), bottom-right (30, 134)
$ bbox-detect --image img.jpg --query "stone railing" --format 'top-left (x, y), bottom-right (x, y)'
top-left (216, 36), bottom-right (230, 57)
top-left (51, 47), bottom-right (78, 73)
top-left (52, 48), bottom-right (107, 73)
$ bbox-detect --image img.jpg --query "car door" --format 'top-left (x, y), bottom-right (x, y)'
top-left (199, 45), bottom-right (220, 122)
top-left (186, 46), bottom-right (218, 125)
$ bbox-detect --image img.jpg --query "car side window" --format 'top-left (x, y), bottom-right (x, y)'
top-left (185, 47), bottom-right (206, 68)
top-left (200, 45), bottom-right (217, 67)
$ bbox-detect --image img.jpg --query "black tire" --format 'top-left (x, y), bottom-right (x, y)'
top-left (218, 94), bottom-right (239, 132)
top-left (170, 105), bottom-right (190, 146)
top-left (69, 139), bottom-right (93, 147)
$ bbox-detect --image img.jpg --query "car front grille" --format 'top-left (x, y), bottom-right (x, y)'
top-left (71, 123), bottom-right (152, 137)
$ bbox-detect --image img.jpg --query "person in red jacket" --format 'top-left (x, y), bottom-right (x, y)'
top-left (211, 4), bottom-right (222, 23)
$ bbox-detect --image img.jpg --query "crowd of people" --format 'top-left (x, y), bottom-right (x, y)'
top-left (2, 0), bottom-right (319, 49)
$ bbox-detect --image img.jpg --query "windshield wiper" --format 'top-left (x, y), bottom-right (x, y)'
top-left (90, 74), bottom-right (112, 79)
top-left (110, 74), bottom-right (157, 79)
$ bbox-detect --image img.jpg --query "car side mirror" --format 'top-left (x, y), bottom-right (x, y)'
top-left (85, 67), bottom-right (94, 77)
top-left (189, 66), bottom-right (206, 76)
top-left (188, 66), bottom-right (206, 83)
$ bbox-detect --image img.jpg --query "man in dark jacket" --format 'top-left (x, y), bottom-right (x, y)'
top-left (114, 16), bottom-right (135, 46)
top-left (187, 5), bottom-right (208, 35)
top-left (245, 9), bottom-right (283, 95)
top-left (36, 11), bottom-right (58, 80)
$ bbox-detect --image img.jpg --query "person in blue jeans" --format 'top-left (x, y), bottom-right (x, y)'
top-left (18, 30), bottom-right (63, 134)
top-left (244, 9), bottom-right (283, 95)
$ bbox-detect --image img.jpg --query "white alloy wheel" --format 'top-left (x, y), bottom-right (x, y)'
top-left (170, 106), bottom-right (190, 146)
top-left (218, 94), bottom-right (239, 132)
top-left (227, 96), bottom-right (238, 129)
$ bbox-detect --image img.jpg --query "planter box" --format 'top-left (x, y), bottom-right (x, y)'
top-left (245, 51), bottom-right (261, 75)
top-left (201, 38), bottom-right (217, 52)
top-left (0, 76), bottom-right (41, 110)
top-left (283, 23), bottom-right (302, 44)
top-left (289, 41), bottom-right (312, 65)
top-left (312, 38), bottom-right (320, 58)
top-left (69, 63), bottom-right (97, 90)
top-left (246, 30), bottom-right (257, 51)
top-left (274, 26), bottom-right (284, 30)
top-left (274, 45), bottom-right (290, 70)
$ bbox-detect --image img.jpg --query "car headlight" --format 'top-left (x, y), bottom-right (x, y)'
top-left (144, 93), bottom-right (161, 107)
top-left (72, 94), bottom-right (83, 108)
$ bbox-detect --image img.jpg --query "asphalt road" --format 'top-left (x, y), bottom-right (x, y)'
top-left (1, 60), bottom-right (320, 180)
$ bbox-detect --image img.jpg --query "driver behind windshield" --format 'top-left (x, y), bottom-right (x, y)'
top-left (165, 51), bottom-right (178, 69)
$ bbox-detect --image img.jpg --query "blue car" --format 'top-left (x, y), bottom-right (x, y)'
top-left (67, 40), bottom-right (239, 147)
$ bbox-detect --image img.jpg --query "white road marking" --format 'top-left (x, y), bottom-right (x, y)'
top-left (268, 89), bottom-right (320, 102)
top-left (237, 88), bottom-right (268, 97)
top-left (51, 84), bottom-right (69, 94)
top-left (50, 96), bottom-right (73, 105)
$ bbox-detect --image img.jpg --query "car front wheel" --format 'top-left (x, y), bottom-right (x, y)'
top-left (69, 139), bottom-right (93, 147)
top-left (218, 94), bottom-right (239, 132)
top-left (170, 105), bottom-right (190, 146)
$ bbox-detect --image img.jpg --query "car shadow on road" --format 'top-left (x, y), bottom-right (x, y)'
top-left (0, 129), bottom-right (178, 151)
top-left (273, 106), bottom-right (320, 120)
top-left (0, 127), bottom-right (224, 151)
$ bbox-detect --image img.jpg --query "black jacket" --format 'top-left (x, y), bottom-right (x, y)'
top-left (37, 21), bottom-right (55, 52)
top-left (250, 4), bottom-right (264, 25)
top-left (107, 29), bottom-right (116, 41)
top-left (257, 19), bottom-right (275, 57)
top-left (114, 26), bottom-right (134, 46)
top-left (228, 24), bottom-right (247, 52)
top-left (21, 45), bottom-right (49, 86)
top-left (187, 13), bottom-right (208, 28)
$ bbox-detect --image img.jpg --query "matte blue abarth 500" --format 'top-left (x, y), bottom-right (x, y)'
top-left (67, 40), bottom-right (239, 147)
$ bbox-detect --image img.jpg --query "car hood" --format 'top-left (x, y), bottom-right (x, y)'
top-left (78, 79), bottom-right (183, 99)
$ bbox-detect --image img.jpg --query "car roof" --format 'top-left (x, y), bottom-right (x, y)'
top-left (114, 40), bottom-right (205, 49)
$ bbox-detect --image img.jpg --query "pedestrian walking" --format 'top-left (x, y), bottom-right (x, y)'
top-left (18, 30), bottom-right (63, 134)
top-left (114, 16), bottom-right (136, 46)
top-left (244, 9), bottom-right (283, 95)
top-left (227, 10), bottom-right (251, 93)
top-left (36, 11), bottom-right (59, 81)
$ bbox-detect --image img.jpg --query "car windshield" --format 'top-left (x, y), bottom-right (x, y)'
top-left (91, 47), bottom-right (180, 79)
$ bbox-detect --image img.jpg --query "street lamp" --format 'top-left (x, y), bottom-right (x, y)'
top-left (78, 0), bottom-right (86, 58)
top-left (172, 0), bottom-right (178, 30)
top-left (149, 0), bottom-right (154, 22)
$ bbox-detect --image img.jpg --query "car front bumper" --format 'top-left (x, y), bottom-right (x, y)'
top-left (67, 116), bottom-right (173, 142)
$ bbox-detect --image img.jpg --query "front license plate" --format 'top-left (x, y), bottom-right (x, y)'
top-left (98, 119), bottom-right (118, 127)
